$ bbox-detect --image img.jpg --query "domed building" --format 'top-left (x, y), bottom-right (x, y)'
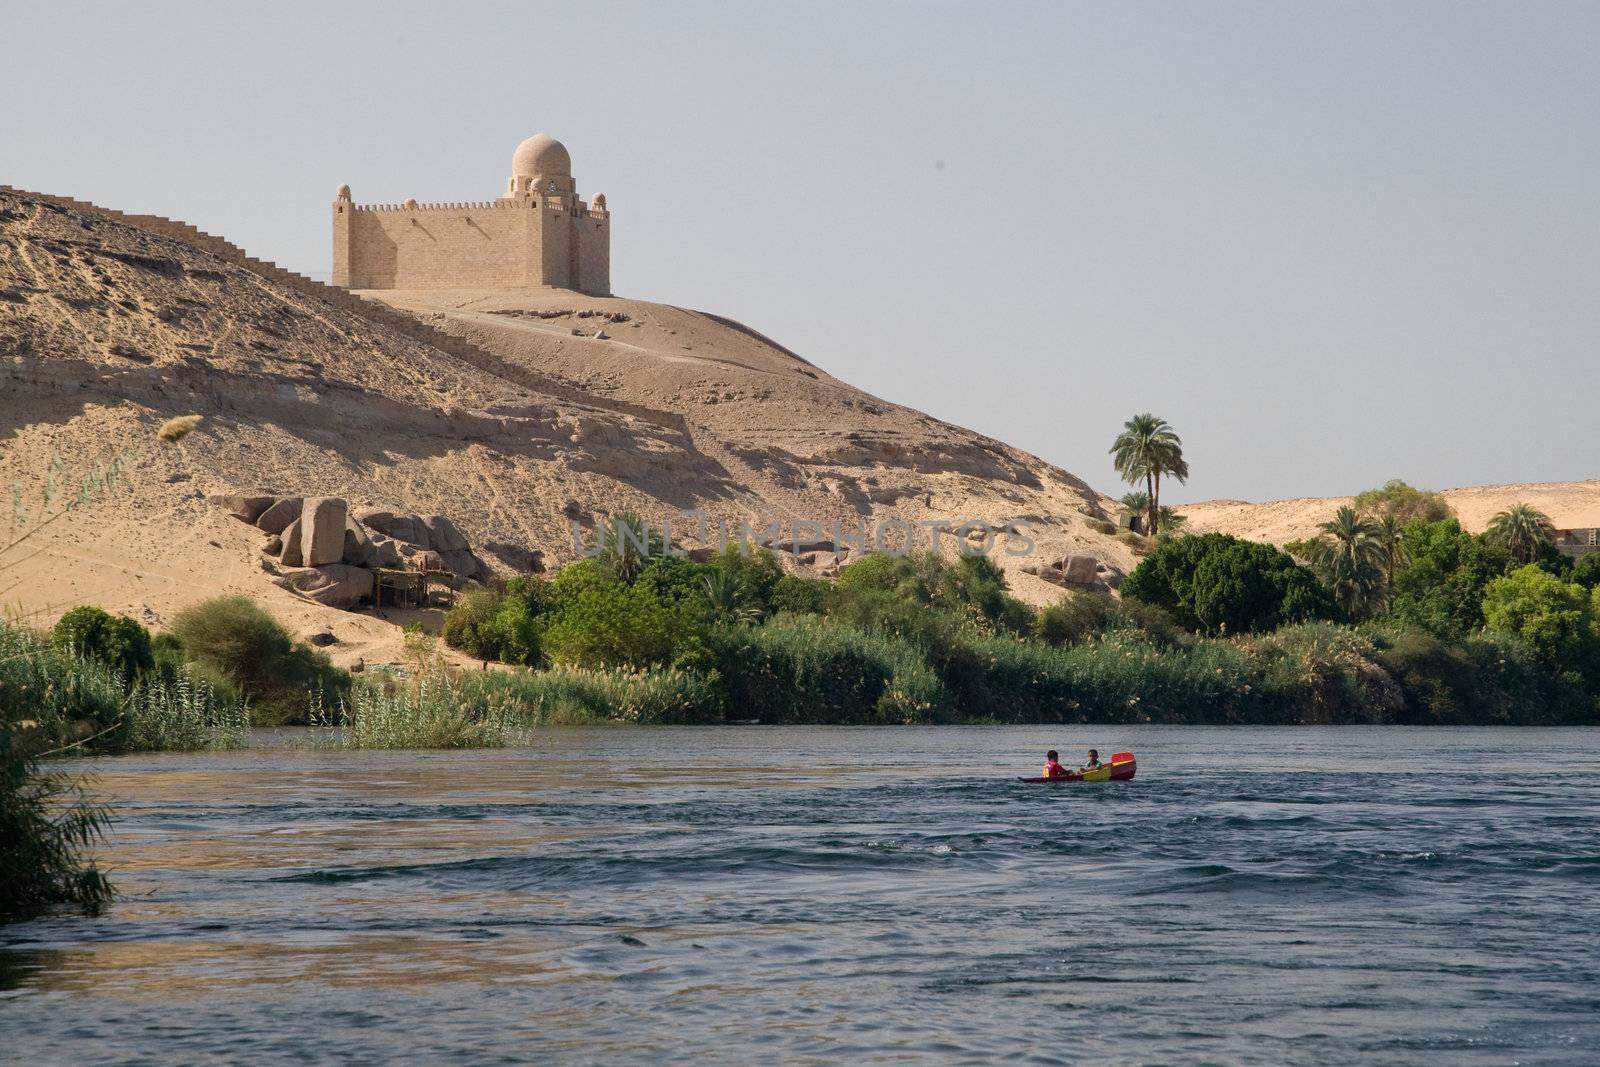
top-left (332, 133), bottom-right (610, 295)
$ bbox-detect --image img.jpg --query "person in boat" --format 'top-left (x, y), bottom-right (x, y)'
top-left (1081, 749), bottom-right (1103, 771)
top-left (1042, 750), bottom-right (1070, 779)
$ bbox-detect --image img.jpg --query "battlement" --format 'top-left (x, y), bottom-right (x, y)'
top-left (332, 133), bottom-right (610, 294)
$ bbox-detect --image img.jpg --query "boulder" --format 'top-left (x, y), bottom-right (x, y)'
top-left (260, 534), bottom-right (283, 557)
top-left (255, 496), bottom-right (304, 535)
top-left (354, 509), bottom-right (430, 548)
top-left (368, 534), bottom-right (403, 569)
top-left (1063, 555), bottom-right (1099, 585)
top-left (484, 541), bottom-right (544, 573)
top-left (422, 514), bottom-right (468, 552)
top-left (275, 564), bottom-right (374, 610)
top-left (301, 497), bottom-right (348, 567)
top-left (207, 492), bottom-right (275, 525)
top-left (438, 548), bottom-right (484, 580)
top-left (342, 518), bottom-right (376, 567)
top-left (279, 518), bottom-right (304, 567)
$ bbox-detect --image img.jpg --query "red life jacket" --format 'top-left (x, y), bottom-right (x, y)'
top-left (1043, 760), bottom-right (1067, 778)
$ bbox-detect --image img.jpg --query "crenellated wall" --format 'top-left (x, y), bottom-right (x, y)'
top-left (333, 196), bottom-right (610, 294)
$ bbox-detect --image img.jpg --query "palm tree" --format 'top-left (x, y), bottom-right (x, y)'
top-left (593, 511), bottom-right (665, 582)
top-left (1310, 506), bottom-right (1388, 617)
top-left (1117, 491), bottom-right (1150, 533)
top-left (1486, 503), bottom-right (1555, 564)
top-left (1374, 513), bottom-right (1407, 589)
top-left (700, 569), bottom-right (763, 625)
top-left (1110, 414), bottom-right (1188, 538)
top-left (1155, 506), bottom-right (1188, 539)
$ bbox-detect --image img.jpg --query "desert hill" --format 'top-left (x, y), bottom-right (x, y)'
top-left (0, 186), bottom-right (1134, 665)
top-left (1179, 482), bottom-right (1600, 545)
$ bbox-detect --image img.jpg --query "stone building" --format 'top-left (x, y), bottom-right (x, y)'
top-left (332, 134), bottom-right (609, 294)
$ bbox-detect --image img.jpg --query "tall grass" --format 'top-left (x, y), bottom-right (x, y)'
top-left (123, 669), bottom-right (250, 752)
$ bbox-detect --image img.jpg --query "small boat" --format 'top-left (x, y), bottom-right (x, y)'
top-left (1018, 751), bottom-right (1136, 783)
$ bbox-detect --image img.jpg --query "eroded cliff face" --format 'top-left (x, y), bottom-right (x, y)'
top-left (0, 186), bottom-right (1135, 663)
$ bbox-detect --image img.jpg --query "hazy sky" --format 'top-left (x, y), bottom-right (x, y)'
top-left (5, 1), bottom-right (1595, 502)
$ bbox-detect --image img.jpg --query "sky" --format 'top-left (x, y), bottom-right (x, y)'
top-left (4, 1), bottom-right (1596, 503)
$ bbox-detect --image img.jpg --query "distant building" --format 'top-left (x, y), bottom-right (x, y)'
top-left (1553, 527), bottom-right (1599, 559)
top-left (332, 134), bottom-right (609, 294)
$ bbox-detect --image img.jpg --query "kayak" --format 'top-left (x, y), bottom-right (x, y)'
top-left (1018, 751), bottom-right (1136, 783)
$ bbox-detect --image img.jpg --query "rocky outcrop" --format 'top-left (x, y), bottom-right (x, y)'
top-left (301, 497), bottom-right (348, 568)
top-left (211, 492), bottom-right (495, 609)
top-left (254, 497), bottom-right (303, 536)
top-left (274, 564), bottom-right (375, 609)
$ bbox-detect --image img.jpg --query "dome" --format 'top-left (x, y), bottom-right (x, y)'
top-left (335, 183), bottom-right (351, 199)
top-left (592, 192), bottom-right (607, 208)
top-left (511, 134), bottom-right (572, 177)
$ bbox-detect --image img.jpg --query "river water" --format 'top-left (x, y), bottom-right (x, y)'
top-left (2, 726), bottom-right (1598, 1065)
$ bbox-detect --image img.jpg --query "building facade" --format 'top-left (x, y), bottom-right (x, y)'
top-left (332, 134), bottom-right (609, 294)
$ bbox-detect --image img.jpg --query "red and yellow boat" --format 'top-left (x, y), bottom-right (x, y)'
top-left (1018, 751), bottom-right (1136, 783)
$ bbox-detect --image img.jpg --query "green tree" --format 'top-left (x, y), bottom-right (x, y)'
top-left (1352, 480), bottom-right (1453, 526)
top-left (1571, 553), bottom-right (1600, 592)
top-left (1481, 565), bottom-right (1599, 679)
top-left (1308, 506), bottom-right (1388, 618)
top-left (1374, 513), bottom-right (1407, 591)
top-left (1122, 533), bottom-right (1336, 635)
top-left (1110, 414), bottom-right (1188, 540)
top-left (50, 606), bottom-right (154, 683)
top-left (1486, 503), bottom-right (1555, 565)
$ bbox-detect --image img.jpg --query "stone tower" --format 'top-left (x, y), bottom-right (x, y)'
top-left (331, 134), bottom-right (610, 294)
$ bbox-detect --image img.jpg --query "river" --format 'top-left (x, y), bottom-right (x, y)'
top-left (3, 726), bottom-right (1598, 1064)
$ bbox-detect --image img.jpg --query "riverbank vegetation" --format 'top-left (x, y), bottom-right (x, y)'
top-left (380, 496), bottom-right (1599, 739)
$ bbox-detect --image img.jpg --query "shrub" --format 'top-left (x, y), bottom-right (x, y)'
top-left (1352, 480), bottom-right (1453, 525)
top-left (770, 574), bottom-right (827, 615)
top-left (169, 596), bottom-right (349, 725)
top-left (1568, 553), bottom-right (1600, 591)
top-left (441, 588), bottom-right (506, 660)
top-left (1035, 592), bottom-right (1116, 647)
top-left (50, 606), bottom-right (154, 683)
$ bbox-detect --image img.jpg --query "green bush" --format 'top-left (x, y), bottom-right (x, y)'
top-left (123, 668), bottom-right (249, 752)
top-left (1353, 480), bottom-right (1453, 525)
top-left (770, 573), bottom-right (828, 615)
top-left (51, 606), bottom-right (153, 683)
top-left (441, 588), bottom-right (506, 660)
top-left (169, 596), bottom-right (349, 726)
top-left (1035, 592), bottom-right (1116, 646)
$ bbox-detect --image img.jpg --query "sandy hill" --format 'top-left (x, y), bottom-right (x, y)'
top-left (1180, 482), bottom-right (1600, 545)
top-left (0, 186), bottom-right (1134, 665)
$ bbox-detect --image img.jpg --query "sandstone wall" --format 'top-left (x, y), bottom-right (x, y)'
top-left (334, 201), bottom-right (609, 294)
